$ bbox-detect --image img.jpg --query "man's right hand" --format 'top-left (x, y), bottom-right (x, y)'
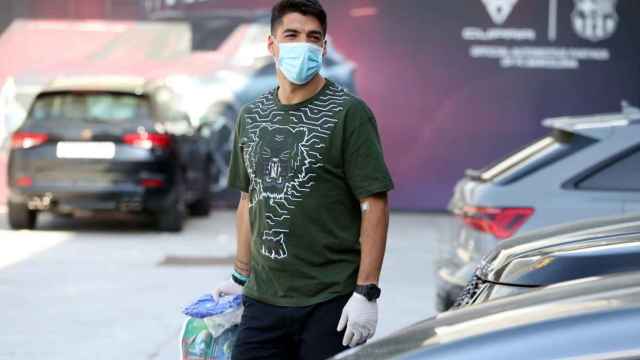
top-left (212, 278), bottom-right (244, 301)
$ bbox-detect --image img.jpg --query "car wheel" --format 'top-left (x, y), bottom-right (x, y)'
top-left (188, 160), bottom-right (212, 217)
top-left (8, 201), bottom-right (37, 230)
top-left (156, 179), bottom-right (186, 232)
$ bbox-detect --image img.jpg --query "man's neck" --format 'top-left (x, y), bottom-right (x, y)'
top-left (277, 74), bottom-right (326, 105)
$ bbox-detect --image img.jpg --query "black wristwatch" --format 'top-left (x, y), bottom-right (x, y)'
top-left (355, 284), bottom-right (381, 301)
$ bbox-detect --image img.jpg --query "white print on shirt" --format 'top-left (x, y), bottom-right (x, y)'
top-left (242, 84), bottom-right (349, 260)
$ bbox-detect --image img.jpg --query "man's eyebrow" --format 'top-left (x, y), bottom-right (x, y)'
top-left (282, 28), bottom-right (301, 34)
top-left (307, 30), bottom-right (324, 37)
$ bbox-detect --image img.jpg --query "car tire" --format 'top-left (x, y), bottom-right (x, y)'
top-left (188, 160), bottom-right (212, 217)
top-left (156, 179), bottom-right (186, 233)
top-left (8, 201), bottom-right (37, 230)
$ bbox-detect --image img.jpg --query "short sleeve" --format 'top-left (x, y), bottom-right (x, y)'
top-left (343, 99), bottom-right (394, 199)
top-left (227, 107), bottom-right (250, 193)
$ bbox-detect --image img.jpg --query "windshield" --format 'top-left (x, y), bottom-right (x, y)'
top-left (29, 92), bottom-right (151, 124)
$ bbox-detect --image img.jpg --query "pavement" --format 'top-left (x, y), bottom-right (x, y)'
top-left (0, 208), bottom-right (453, 359)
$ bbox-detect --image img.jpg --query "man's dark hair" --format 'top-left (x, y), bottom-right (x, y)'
top-left (271, 0), bottom-right (327, 37)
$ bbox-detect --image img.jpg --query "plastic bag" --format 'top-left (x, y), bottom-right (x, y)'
top-left (180, 294), bottom-right (243, 360)
top-left (183, 294), bottom-right (242, 319)
top-left (180, 318), bottom-right (239, 360)
top-left (182, 294), bottom-right (243, 337)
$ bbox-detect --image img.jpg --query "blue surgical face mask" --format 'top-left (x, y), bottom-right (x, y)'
top-left (275, 41), bottom-right (324, 85)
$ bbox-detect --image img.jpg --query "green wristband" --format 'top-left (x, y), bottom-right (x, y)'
top-left (232, 269), bottom-right (248, 286)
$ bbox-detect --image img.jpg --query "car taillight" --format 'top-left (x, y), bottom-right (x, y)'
top-left (461, 206), bottom-right (534, 240)
top-left (11, 132), bottom-right (49, 149)
top-left (123, 133), bottom-right (171, 150)
top-left (140, 178), bottom-right (165, 188)
top-left (15, 176), bottom-right (33, 187)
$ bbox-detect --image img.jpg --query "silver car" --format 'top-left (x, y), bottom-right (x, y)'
top-left (436, 102), bottom-right (640, 311)
top-left (333, 272), bottom-right (640, 360)
top-left (453, 213), bottom-right (640, 309)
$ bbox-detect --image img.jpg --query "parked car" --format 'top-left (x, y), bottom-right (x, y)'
top-left (332, 272), bottom-right (640, 360)
top-left (453, 213), bottom-right (640, 309)
top-left (7, 76), bottom-right (213, 232)
top-left (436, 102), bottom-right (640, 311)
top-left (0, 136), bottom-right (8, 206)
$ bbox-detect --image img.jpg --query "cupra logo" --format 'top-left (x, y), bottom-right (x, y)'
top-left (481, 0), bottom-right (519, 25)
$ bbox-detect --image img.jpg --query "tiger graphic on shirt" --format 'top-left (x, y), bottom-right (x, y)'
top-left (241, 84), bottom-right (349, 259)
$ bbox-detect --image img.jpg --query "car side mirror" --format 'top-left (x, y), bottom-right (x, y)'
top-left (196, 121), bottom-right (213, 137)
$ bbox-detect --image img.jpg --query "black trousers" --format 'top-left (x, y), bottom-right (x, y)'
top-left (231, 294), bottom-right (351, 360)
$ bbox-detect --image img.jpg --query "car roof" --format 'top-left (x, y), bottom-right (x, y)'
top-left (40, 76), bottom-right (155, 95)
top-left (333, 272), bottom-right (640, 360)
top-left (477, 213), bottom-right (640, 285)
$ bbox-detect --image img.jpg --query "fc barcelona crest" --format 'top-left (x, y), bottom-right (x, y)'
top-left (572, 0), bottom-right (619, 42)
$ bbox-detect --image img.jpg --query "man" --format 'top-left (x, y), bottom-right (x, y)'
top-left (212, 1), bottom-right (394, 359)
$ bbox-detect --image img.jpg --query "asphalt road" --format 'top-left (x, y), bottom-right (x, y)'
top-left (0, 208), bottom-right (451, 359)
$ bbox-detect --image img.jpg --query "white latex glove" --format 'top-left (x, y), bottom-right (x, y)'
top-left (212, 278), bottom-right (243, 301)
top-left (337, 293), bottom-right (378, 347)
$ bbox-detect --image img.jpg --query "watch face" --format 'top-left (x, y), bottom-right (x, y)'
top-left (358, 285), bottom-right (381, 300)
top-left (368, 286), bottom-right (381, 300)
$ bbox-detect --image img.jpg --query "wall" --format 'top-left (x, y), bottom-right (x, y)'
top-left (1, 0), bottom-right (639, 210)
top-left (144, 0), bottom-right (640, 210)
top-left (0, 0), bottom-right (141, 31)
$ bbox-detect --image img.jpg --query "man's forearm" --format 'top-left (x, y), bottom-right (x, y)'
top-left (357, 193), bottom-right (390, 285)
top-left (235, 192), bottom-right (252, 276)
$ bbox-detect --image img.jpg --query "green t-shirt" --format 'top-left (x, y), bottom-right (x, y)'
top-left (228, 79), bottom-right (394, 307)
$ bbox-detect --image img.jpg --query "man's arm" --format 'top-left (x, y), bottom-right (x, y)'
top-left (234, 192), bottom-right (252, 277)
top-left (338, 192), bottom-right (389, 347)
top-left (356, 192), bottom-right (390, 285)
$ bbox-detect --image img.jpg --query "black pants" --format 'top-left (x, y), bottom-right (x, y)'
top-left (231, 294), bottom-right (350, 360)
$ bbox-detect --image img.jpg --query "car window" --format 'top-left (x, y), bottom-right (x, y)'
top-left (577, 147), bottom-right (640, 191)
top-left (484, 283), bottom-right (533, 301)
top-left (164, 111), bottom-right (193, 135)
top-left (477, 130), bottom-right (596, 185)
top-left (463, 283), bottom-right (534, 306)
top-left (29, 92), bottom-right (151, 124)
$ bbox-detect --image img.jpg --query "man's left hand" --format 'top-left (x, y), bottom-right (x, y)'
top-left (337, 293), bottom-right (378, 347)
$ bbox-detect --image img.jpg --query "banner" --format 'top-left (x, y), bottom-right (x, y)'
top-left (143, 0), bottom-right (640, 210)
top-left (1, 0), bottom-right (638, 210)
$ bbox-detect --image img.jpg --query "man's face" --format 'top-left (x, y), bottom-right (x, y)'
top-left (268, 12), bottom-right (327, 59)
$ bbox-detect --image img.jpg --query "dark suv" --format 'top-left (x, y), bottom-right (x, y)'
top-left (7, 76), bottom-right (213, 232)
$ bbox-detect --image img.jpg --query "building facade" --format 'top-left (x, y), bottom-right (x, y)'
top-left (0, 0), bottom-right (142, 33)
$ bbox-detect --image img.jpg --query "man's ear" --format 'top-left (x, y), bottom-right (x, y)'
top-left (268, 35), bottom-right (277, 58)
top-left (322, 39), bottom-right (328, 57)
